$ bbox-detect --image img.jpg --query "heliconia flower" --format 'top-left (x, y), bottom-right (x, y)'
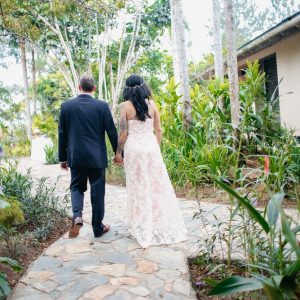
top-left (264, 155), bottom-right (270, 176)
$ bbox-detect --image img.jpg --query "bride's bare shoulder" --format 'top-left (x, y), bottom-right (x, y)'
top-left (120, 101), bottom-right (131, 109)
top-left (148, 99), bottom-right (158, 110)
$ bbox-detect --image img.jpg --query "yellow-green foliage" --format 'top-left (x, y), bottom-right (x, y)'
top-left (2, 127), bottom-right (30, 158)
top-left (0, 197), bottom-right (24, 228)
top-left (4, 142), bottom-right (30, 158)
top-left (33, 114), bottom-right (58, 141)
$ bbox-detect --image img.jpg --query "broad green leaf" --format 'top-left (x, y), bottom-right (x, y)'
top-left (262, 281), bottom-right (283, 300)
top-left (208, 276), bottom-right (263, 296)
top-left (282, 225), bottom-right (300, 248)
top-left (281, 212), bottom-right (300, 259)
top-left (267, 193), bottom-right (284, 226)
top-left (0, 257), bottom-right (22, 272)
top-left (0, 274), bottom-right (11, 298)
top-left (213, 178), bottom-right (270, 233)
top-left (280, 276), bottom-right (298, 298)
top-left (271, 275), bottom-right (283, 287)
top-left (203, 277), bottom-right (219, 287)
top-left (284, 259), bottom-right (300, 277)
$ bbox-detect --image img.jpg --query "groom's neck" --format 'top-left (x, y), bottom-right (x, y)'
top-left (79, 91), bottom-right (94, 96)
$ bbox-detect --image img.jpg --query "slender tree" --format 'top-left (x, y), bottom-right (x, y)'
top-left (19, 38), bottom-right (32, 141)
top-left (96, 14), bottom-right (109, 100)
top-left (31, 48), bottom-right (37, 114)
top-left (170, 0), bottom-right (192, 128)
top-left (212, 0), bottom-right (224, 111)
top-left (169, 3), bottom-right (181, 91)
top-left (223, 0), bottom-right (240, 128)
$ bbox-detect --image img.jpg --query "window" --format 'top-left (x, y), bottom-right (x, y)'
top-left (259, 54), bottom-right (280, 113)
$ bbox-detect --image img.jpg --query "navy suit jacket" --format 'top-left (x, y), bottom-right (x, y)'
top-left (58, 94), bottom-right (118, 168)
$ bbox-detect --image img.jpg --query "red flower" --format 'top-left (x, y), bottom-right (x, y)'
top-left (264, 156), bottom-right (270, 176)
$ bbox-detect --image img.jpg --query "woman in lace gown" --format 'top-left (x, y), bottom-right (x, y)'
top-left (114, 75), bottom-right (187, 248)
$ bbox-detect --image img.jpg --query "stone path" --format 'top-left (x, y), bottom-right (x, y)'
top-left (8, 158), bottom-right (235, 300)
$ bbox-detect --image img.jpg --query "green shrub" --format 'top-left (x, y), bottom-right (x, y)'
top-left (0, 163), bottom-right (69, 241)
top-left (150, 63), bottom-right (299, 200)
top-left (44, 144), bottom-right (59, 165)
top-left (0, 196), bottom-right (24, 228)
top-left (0, 163), bottom-right (32, 202)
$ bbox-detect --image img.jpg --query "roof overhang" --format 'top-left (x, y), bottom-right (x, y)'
top-left (237, 11), bottom-right (300, 60)
top-left (199, 11), bottom-right (300, 80)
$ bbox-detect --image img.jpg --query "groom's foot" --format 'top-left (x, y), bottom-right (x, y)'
top-left (69, 217), bottom-right (83, 238)
top-left (94, 224), bottom-right (110, 238)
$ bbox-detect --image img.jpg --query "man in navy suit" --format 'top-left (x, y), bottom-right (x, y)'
top-left (58, 75), bottom-right (118, 238)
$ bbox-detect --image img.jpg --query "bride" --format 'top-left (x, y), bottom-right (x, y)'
top-left (114, 74), bottom-right (187, 248)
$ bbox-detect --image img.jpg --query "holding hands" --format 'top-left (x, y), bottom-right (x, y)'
top-left (114, 153), bottom-right (124, 166)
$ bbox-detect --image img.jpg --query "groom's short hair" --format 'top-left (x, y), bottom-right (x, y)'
top-left (79, 75), bottom-right (95, 92)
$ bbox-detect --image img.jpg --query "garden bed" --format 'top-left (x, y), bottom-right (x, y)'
top-left (0, 216), bottom-right (71, 289)
top-left (0, 163), bottom-right (71, 298)
top-left (188, 257), bottom-right (265, 300)
top-left (106, 159), bottom-right (299, 209)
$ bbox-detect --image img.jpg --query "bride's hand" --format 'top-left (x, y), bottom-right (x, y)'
top-left (114, 154), bottom-right (123, 166)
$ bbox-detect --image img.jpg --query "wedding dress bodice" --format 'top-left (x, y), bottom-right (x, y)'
top-left (127, 118), bottom-right (154, 135)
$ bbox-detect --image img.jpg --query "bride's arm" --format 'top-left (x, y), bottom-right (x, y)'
top-left (116, 103), bottom-right (128, 157)
top-left (153, 102), bottom-right (163, 145)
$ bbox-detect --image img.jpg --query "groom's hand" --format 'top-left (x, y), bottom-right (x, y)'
top-left (60, 161), bottom-right (69, 171)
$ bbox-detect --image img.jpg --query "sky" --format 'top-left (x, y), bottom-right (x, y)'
top-left (182, 0), bottom-right (271, 61)
top-left (0, 0), bottom-right (298, 88)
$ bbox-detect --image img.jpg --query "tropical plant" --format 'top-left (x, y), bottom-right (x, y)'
top-left (44, 144), bottom-right (59, 165)
top-left (0, 256), bottom-right (22, 300)
top-left (0, 198), bottom-right (22, 299)
top-left (209, 180), bottom-right (300, 299)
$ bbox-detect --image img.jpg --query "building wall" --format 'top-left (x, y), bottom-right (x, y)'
top-left (238, 31), bottom-right (300, 135)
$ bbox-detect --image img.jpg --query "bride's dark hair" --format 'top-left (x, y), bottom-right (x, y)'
top-left (123, 74), bottom-right (152, 121)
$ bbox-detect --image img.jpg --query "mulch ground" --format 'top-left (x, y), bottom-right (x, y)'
top-left (188, 258), bottom-right (265, 300)
top-left (0, 217), bottom-right (72, 289)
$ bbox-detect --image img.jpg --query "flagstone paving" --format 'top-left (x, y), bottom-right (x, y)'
top-left (6, 158), bottom-right (212, 299)
top-left (9, 158), bottom-right (298, 300)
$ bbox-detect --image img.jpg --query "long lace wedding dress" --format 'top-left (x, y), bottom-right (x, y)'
top-left (124, 118), bottom-right (187, 248)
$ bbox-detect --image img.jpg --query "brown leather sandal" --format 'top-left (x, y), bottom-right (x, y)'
top-left (102, 224), bottom-right (110, 234)
top-left (94, 224), bottom-right (110, 238)
top-left (69, 218), bottom-right (83, 238)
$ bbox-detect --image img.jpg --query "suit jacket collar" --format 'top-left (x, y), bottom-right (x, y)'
top-left (77, 93), bottom-right (94, 100)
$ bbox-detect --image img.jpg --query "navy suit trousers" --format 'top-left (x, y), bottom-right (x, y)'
top-left (70, 167), bottom-right (105, 236)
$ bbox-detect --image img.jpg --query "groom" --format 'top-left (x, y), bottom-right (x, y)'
top-left (58, 75), bottom-right (118, 238)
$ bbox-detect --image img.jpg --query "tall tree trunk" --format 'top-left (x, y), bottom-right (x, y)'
top-left (212, 0), bottom-right (225, 111)
top-left (87, 30), bottom-right (92, 74)
top-left (96, 14), bottom-right (108, 100)
top-left (170, 0), bottom-right (192, 128)
top-left (19, 38), bottom-right (32, 142)
top-left (31, 48), bottom-right (37, 114)
top-left (169, 8), bottom-right (181, 91)
top-left (223, 0), bottom-right (240, 128)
